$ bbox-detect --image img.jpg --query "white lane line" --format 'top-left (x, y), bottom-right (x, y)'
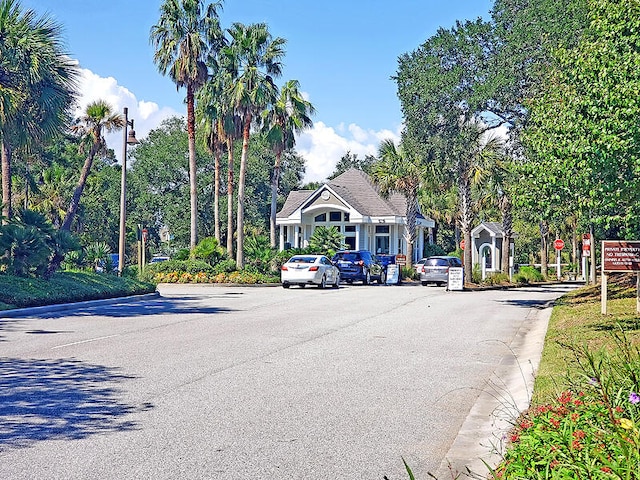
top-left (52, 334), bottom-right (120, 349)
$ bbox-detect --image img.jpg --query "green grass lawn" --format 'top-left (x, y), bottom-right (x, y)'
top-left (533, 274), bottom-right (640, 404)
top-left (0, 271), bottom-right (156, 310)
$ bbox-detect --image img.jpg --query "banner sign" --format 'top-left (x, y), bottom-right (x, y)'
top-left (602, 240), bottom-right (640, 272)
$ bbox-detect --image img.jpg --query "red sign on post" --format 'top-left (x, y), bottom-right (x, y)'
top-left (460, 239), bottom-right (465, 250)
top-left (582, 234), bottom-right (591, 254)
top-left (554, 239), bottom-right (565, 251)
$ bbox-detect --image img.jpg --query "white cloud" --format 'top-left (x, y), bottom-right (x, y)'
top-left (74, 68), bottom-right (180, 164)
top-left (296, 122), bottom-right (401, 183)
top-left (75, 68), bottom-right (401, 179)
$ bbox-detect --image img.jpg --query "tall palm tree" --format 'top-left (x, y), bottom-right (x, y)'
top-left (223, 22), bottom-right (285, 268)
top-left (0, 0), bottom-right (78, 223)
top-left (263, 79), bottom-right (315, 248)
top-left (196, 80), bottom-right (225, 243)
top-left (150, 0), bottom-right (224, 249)
top-left (371, 139), bottom-right (425, 267)
top-left (61, 100), bottom-right (124, 231)
top-left (196, 62), bottom-right (242, 255)
top-left (455, 121), bottom-right (504, 282)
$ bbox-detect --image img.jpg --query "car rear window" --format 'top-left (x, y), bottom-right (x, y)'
top-left (290, 256), bottom-right (316, 263)
top-left (335, 253), bottom-right (360, 262)
top-left (426, 258), bottom-right (449, 267)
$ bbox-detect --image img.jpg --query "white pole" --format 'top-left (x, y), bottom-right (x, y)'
top-left (557, 249), bottom-right (561, 280)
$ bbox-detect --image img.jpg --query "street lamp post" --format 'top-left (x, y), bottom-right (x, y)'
top-left (118, 107), bottom-right (139, 275)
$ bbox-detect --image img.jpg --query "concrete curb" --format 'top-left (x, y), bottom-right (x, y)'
top-left (433, 302), bottom-right (555, 478)
top-left (0, 292), bottom-right (160, 318)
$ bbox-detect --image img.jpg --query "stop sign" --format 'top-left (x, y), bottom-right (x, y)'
top-left (460, 239), bottom-right (465, 250)
top-left (554, 239), bottom-right (565, 250)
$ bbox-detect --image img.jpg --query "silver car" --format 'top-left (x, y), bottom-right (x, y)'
top-left (281, 254), bottom-right (340, 289)
top-left (419, 256), bottom-right (462, 286)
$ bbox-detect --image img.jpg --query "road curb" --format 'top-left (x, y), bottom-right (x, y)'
top-left (433, 301), bottom-right (556, 478)
top-left (0, 292), bottom-right (160, 318)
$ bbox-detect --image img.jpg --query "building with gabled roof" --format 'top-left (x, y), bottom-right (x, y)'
top-left (276, 169), bottom-right (435, 261)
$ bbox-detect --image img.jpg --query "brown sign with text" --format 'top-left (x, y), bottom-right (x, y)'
top-left (602, 241), bottom-right (640, 272)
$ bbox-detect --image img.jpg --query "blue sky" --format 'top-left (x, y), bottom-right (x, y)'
top-left (22, 0), bottom-right (494, 181)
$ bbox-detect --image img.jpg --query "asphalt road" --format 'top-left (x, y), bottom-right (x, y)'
top-left (0, 282), bottom-right (575, 479)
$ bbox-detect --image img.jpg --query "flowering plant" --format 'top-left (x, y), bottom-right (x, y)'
top-left (494, 330), bottom-right (640, 478)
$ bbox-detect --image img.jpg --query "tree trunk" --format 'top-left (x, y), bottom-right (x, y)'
top-left (236, 115), bottom-right (251, 269)
top-left (540, 220), bottom-right (549, 278)
top-left (500, 195), bottom-right (513, 275)
top-left (405, 188), bottom-right (418, 268)
top-left (458, 168), bottom-right (474, 283)
top-left (1, 140), bottom-right (12, 224)
top-left (214, 145), bottom-right (221, 243)
top-left (270, 152), bottom-right (281, 249)
top-left (226, 137), bottom-right (234, 258)
top-left (186, 84), bottom-right (198, 250)
top-left (61, 137), bottom-right (101, 231)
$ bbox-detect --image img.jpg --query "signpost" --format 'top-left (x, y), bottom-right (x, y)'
top-left (601, 240), bottom-right (640, 314)
top-left (554, 239), bottom-right (564, 280)
top-left (460, 239), bottom-right (465, 250)
top-left (582, 234), bottom-right (591, 282)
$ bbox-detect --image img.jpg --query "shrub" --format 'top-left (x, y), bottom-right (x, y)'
top-left (483, 272), bottom-right (511, 286)
top-left (192, 237), bottom-right (225, 265)
top-left (514, 265), bottom-right (544, 284)
top-left (308, 226), bottom-right (346, 256)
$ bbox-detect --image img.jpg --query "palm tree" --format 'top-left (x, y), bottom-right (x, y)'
top-left (61, 100), bottom-right (124, 231)
top-left (263, 79), bottom-right (315, 248)
top-left (371, 139), bottom-right (425, 268)
top-left (196, 63), bottom-right (242, 255)
top-left (150, 0), bottom-right (224, 249)
top-left (223, 22), bottom-right (286, 268)
top-left (455, 121), bottom-right (504, 282)
top-left (0, 0), bottom-right (78, 223)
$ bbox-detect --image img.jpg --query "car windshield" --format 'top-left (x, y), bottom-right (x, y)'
top-left (426, 258), bottom-right (449, 267)
top-left (289, 256), bottom-right (316, 264)
top-left (336, 253), bottom-right (359, 262)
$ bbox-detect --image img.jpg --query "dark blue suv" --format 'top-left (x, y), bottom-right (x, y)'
top-left (332, 250), bottom-right (385, 285)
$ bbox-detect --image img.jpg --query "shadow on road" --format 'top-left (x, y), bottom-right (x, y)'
top-left (0, 357), bottom-right (150, 451)
top-left (496, 298), bottom-right (556, 310)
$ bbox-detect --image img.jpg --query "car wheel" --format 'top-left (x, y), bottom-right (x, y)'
top-left (283, 283), bottom-right (290, 289)
top-left (363, 270), bottom-right (370, 285)
top-left (300, 284), bottom-right (306, 288)
top-left (332, 273), bottom-right (340, 288)
top-left (421, 281), bottom-right (428, 286)
top-left (378, 270), bottom-right (386, 284)
top-left (437, 282), bottom-right (444, 287)
top-left (318, 275), bottom-right (326, 289)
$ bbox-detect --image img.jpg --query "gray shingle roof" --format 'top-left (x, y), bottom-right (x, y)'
top-left (277, 168), bottom-right (432, 220)
top-left (327, 169), bottom-right (405, 216)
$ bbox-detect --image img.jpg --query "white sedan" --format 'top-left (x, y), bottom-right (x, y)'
top-left (281, 254), bottom-right (340, 289)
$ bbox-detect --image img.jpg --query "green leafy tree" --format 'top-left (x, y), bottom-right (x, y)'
top-left (150, 0), bottom-right (224, 249)
top-left (329, 151), bottom-right (376, 180)
top-left (524, 0), bottom-right (640, 278)
top-left (0, 0), bottom-right (78, 222)
top-left (263, 79), bottom-right (314, 248)
top-left (223, 22), bottom-right (285, 268)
